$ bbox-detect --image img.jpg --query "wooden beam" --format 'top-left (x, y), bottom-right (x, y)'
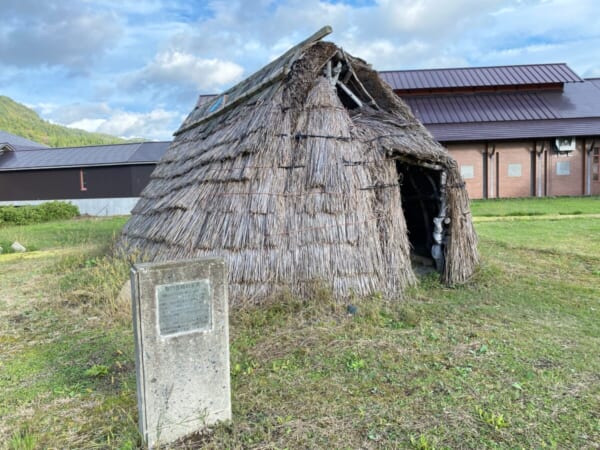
top-left (336, 80), bottom-right (363, 108)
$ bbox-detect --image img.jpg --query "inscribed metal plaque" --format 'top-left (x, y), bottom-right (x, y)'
top-left (508, 163), bottom-right (522, 177)
top-left (556, 160), bottom-right (570, 176)
top-left (157, 280), bottom-right (211, 336)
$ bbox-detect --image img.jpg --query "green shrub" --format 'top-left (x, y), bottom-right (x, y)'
top-left (37, 201), bottom-right (79, 221)
top-left (0, 202), bottom-right (79, 227)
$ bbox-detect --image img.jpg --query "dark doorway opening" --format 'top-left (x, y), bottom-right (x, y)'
top-left (397, 161), bottom-right (445, 272)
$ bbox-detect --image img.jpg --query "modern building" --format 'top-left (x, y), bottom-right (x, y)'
top-left (0, 138), bottom-right (169, 215)
top-left (381, 64), bottom-right (600, 198)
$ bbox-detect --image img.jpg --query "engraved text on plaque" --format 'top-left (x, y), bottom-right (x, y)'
top-left (156, 279), bottom-right (211, 336)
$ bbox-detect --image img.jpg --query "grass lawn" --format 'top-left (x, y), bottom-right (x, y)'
top-left (471, 196), bottom-right (600, 217)
top-left (0, 200), bottom-right (598, 449)
top-left (0, 216), bottom-right (128, 253)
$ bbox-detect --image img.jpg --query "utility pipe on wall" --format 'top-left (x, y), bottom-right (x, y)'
top-left (537, 142), bottom-right (545, 198)
top-left (586, 139), bottom-right (595, 196)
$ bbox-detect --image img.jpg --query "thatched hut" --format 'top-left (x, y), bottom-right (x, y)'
top-left (121, 26), bottom-right (478, 304)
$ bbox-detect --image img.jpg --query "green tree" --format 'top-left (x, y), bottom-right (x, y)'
top-left (0, 96), bottom-right (144, 147)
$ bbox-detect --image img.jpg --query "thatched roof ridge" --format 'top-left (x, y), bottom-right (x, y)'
top-left (122, 27), bottom-right (478, 304)
top-left (176, 26), bottom-right (333, 135)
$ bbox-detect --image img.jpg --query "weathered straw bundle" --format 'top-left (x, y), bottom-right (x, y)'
top-left (121, 27), bottom-right (478, 305)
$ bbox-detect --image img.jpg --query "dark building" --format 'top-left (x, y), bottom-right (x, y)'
top-left (0, 138), bottom-right (169, 215)
top-left (381, 64), bottom-right (600, 198)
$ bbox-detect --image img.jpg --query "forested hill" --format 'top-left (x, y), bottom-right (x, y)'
top-left (0, 96), bottom-right (139, 147)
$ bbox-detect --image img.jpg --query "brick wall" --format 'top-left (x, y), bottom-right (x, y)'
top-left (446, 144), bottom-right (485, 199)
top-left (496, 142), bottom-right (533, 198)
top-left (446, 139), bottom-right (594, 198)
top-left (546, 142), bottom-right (584, 196)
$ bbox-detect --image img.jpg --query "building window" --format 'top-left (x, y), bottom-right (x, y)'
top-left (593, 148), bottom-right (599, 182)
top-left (80, 169), bottom-right (87, 191)
top-left (508, 163), bottom-right (522, 177)
top-left (460, 165), bottom-right (474, 179)
top-left (556, 160), bottom-right (570, 176)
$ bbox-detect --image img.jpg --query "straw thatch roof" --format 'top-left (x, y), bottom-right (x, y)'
top-left (121, 26), bottom-right (478, 304)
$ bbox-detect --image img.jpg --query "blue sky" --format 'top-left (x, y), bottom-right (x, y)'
top-left (2, 0), bottom-right (599, 141)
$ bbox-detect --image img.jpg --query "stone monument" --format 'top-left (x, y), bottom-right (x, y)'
top-left (130, 257), bottom-right (231, 448)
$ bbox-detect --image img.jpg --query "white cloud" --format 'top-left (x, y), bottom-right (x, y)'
top-left (29, 102), bottom-right (61, 117)
top-left (133, 50), bottom-right (244, 91)
top-left (34, 102), bottom-right (114, 125)
top-left (157, 0), bottom-right (506, 74)
top-left (181, 0), bottom-right (599, 75)
top-left (0, 1), bottom-right (123, 70)
top-left (5, 0), bottom-right (600, 144)
top-left (37, 102), bottom-right (182, 141)
top-left (68, 118), bottom-right (108, 132)
top-left (68, 108), bottom-right (180, 141)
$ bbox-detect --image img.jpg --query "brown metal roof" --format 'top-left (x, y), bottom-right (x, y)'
top-left (380, 63), bottom-right (583, 90)
top-left (192, 64), bottom-right (599, 144)
top-left (405, 92), bottom-right (559, 124)
top-left (427, 118), bottom-right (600, 142)
top-left (401, 78), bottom-right (600, 142)
top-left (404, 80), bottom-right (600, 125)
